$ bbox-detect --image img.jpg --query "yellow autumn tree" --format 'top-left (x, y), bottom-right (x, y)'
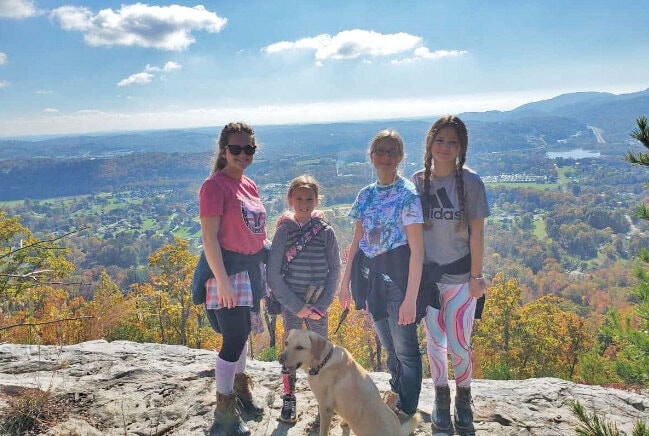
top-left (0, 212), bottom-right (80, 345)
top-left (131, 238), bottom-right (218, 349)
top-left (474, 273), bottom-right (593, 381)
top-left (513, 295), bottom-right (592, 379)
top-left (82, 270), bottom-right (139, 341)
top-left (473, 272), bottom-right (522, 379)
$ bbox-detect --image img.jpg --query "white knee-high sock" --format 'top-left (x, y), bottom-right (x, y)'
top-left (215, 356), bottom-right (237, 394)
top-left (235, 341), bottom-right (248, 374)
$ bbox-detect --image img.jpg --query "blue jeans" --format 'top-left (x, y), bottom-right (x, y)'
top-left (372, 281), bottom-right (422, 416)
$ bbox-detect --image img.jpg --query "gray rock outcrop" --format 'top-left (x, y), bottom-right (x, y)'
top-left (0, 340), bottom-right (646, 435)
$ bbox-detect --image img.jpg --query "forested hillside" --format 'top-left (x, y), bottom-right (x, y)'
top-left (1, 94), bottom-right (648, 390)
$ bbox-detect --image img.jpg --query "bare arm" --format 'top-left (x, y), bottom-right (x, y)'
top-left (200, 216), bottom-right (236, 308)
top-left (338, 220), bottom-right (363, 309)
top-left (468, 218), bottom-right (487, 298)
top-left (399, 222), bottom-right (424, 325)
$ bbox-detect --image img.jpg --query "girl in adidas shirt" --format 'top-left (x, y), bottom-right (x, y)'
top-left (411, 115), bottom-right (490, 434)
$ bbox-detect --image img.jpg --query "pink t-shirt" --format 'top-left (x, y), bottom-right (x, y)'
top-left (199, 172), bottom-right (267, 254)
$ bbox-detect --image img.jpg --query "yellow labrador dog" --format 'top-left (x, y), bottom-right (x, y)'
top-left (278, 329), bottom-right (419, 436)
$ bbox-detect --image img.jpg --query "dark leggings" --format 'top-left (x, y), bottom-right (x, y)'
top-left (205, 306), bottom-right (251, 362)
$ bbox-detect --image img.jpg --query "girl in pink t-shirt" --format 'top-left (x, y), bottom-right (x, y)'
top-left (199, 122), bottom-right (266, 435)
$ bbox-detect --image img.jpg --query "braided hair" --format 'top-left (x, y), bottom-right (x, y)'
top-left (211, 122), bottom-right (256, 174)
top-left (422, 115), bottom-right (468, 232)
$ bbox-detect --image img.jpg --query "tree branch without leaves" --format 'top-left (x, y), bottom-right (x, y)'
top-left (0, 227), bottom-right (88, 261)
top-left (0, 316), bottom-right (94, 332)
top-left (0, 270), bottom-right (90, 287)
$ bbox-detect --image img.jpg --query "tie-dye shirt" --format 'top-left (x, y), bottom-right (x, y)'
top-left (350, 176), bottom-right (423, 258)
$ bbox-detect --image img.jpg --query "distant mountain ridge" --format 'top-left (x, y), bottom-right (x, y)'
top-left (459, 88), bottom-right (649, 142)
top-left (1, 88), bottom-right (647, 160)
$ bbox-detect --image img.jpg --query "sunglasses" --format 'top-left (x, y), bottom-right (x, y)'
top-left (227, 144), bottom-right (257, 156)
top-left (373, 148), bottom-right (400, 158)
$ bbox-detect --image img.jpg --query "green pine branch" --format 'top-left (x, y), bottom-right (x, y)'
top-left (626, 151), bottom-right (649, 166)
top-left (571, 401), bottom-right (649, 436)
top-left (627, 115), bottom-right (649, 165)
top-left (633, 422), bottom-right (649, 436)
top-left (572, 400), bottom-right (620, 436)
top-left (630, 115), bottom-right (649, 148)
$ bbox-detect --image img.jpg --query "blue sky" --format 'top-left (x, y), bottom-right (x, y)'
top-left (0, 0), bottom-right (647, 138)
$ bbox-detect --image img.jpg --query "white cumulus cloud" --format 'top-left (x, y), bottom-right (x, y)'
top-left (0, 80), bottom-right (8, 88)
top-left (117, 72), bottom-right (154, 87)
top-left (145, 61), bottom-right (182, 72)
top-left (121, 61), bottom-right (182, 86)
top-left (392, 47), bottom-right (468, 64)
top-left (43, 108), bottom-right (59, 113)
top-left (263, 29), bottom-right (421, 61)
top-left (0, 52), bottom-right (6, 65)
top-left (0, 0), bottom-right (39, 18)
top-left (50, 3), bottom-right (227, 51)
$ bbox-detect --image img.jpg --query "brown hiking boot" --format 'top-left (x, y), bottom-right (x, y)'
top-left (214, 391), bottom-right (250, 436)
top-left (233, 373), bottom-right (265, 416)
top-left (432, 385), bottom-right (452, 433)
top-left (454, 386), bottom-right (475, 435)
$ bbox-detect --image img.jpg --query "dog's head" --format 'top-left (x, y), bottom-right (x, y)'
top-left (278, 329), bottom-right (329, 372)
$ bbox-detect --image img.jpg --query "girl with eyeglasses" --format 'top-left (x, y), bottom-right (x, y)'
top-left (338, 129), bottom-right (424, 422)
top-left (411, 115), bottom-right (490, 435)
top-left (198, 122), bottom-right (266, 436)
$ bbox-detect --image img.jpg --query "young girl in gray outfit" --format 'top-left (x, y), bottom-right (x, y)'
top-left (266, 174), bottom-right (341, 425)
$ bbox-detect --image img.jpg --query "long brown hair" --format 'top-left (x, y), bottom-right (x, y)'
top-left (211, 122), bottom-right (256, 174)
top-left (422, 115), bottom-right (468, 231)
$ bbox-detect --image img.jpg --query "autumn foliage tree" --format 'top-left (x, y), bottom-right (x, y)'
top-left (0, 212), bottom-right (81, 344)
top-left (473, 273), bottom-right (593, 381)
top-left (81, 270), bottom-right (138, 341)
top-left (130, 238), bottom-right (219, 350)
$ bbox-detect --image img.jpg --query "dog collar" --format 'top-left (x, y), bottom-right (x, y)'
top-left (308, 347), bottom-right (334, 376)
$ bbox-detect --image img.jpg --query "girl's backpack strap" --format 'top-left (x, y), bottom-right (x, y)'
top-left (281, 218), bottom-right (326, 275)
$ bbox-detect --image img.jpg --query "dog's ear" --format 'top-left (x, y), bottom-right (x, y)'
top-left (310, 332), bottom-right (328, 361)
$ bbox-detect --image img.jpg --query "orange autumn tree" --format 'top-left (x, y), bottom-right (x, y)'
top-left (514, 295), bottom-right (593, 379)
top-left (0, 212), bottom-right (81, 345)
top-left (473, 273), bottom-right (592, 381)
top-left (81, 270), bottom-right (140, 341)
top-left (473, 273), bottom-right (522, 379)
top-left (131, 239), bottom-right (219, 350)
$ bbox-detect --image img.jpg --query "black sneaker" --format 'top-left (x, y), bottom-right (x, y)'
top-left (279, 394), bottom-right (297, 424)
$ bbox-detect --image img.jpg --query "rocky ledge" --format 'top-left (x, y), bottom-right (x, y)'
top-left (0, 340), bottom-right (647, 435)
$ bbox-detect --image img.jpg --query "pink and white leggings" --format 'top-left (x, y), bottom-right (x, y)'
top-left (424, 282), bottom-right (476, 388)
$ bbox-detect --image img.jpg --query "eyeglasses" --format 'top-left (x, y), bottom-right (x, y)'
top-left (227, 144), bottom-right (257, 156)
top-left (373, 148), bottom-right (400, 158)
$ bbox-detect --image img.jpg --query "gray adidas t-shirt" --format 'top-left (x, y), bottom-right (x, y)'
top-left (411, 166), bottom-right (490, 284)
